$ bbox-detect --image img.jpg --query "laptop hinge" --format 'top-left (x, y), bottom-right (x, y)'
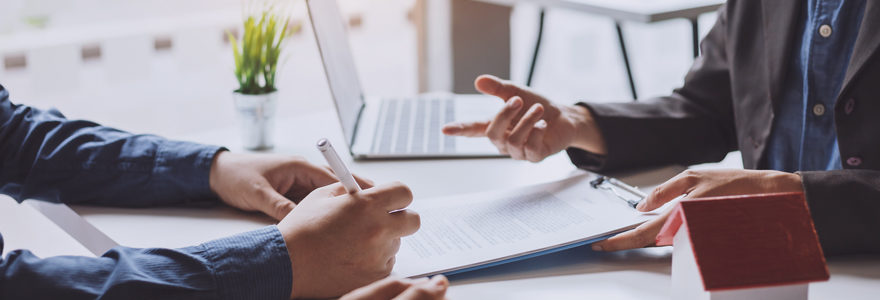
top-left (348, 100), bottom-right (366, 156)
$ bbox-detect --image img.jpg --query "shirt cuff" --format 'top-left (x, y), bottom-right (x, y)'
top-left (198, 226), bottom-right (292, 300)
top-left (153, 141), bottom-right (227, 204)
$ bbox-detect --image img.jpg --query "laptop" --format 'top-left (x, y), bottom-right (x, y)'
top-left (306, 0), bottom-right (505, 159)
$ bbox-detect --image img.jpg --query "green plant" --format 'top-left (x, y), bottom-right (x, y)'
top-left (228, 4), bottom-right (298, 95)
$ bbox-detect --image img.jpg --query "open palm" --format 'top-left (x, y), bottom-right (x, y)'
top-left (442, 75), bottom-right (598, 162)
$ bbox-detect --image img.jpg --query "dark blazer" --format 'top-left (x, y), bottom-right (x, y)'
top-left (567, 0), bottom-right (880, 256)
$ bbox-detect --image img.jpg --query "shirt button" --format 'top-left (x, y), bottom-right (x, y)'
top-left (819, 24), bottom-right (833, 37)
top-left (812, 103), bottom-right (826, 116)
top-left (844, 98), bottom-right (856, 115)
top-left (846, 156), bottom-right (863, 167)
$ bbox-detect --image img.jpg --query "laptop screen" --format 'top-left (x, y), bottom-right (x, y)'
top-left (306, 0), bottom-right (365, 147)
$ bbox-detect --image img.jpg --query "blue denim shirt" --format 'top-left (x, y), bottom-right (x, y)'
top-left (766, 0), bottom-right (865, 172)
top-left (0, 85), bottom-right (292, 299)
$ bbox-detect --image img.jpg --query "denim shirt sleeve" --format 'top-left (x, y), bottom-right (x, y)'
top-left (0, 226), bottom-right (293, 300)
top-left (0, 84), bottom-right (223, 207)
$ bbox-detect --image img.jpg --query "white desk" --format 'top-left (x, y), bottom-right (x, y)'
top-left (64, 109), bottom-right (880, 299)
top-left (72, 111), bottom-right (611, 248)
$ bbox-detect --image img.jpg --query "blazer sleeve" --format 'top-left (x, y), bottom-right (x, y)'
top-left (567, 4), bottom-right (738, 172)
top-left (0, 84), bottom-right (224, 207)
top-left (799, 170), bottom-right (880, 255)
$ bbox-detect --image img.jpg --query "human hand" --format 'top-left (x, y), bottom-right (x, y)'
top-left (441, 74), bottom-right (606, 162)
top-left (209, 151), bottom-right (374, 220)
top-left (591, 169), bottom-right (804, 252)
top-left (340, 276), bottom-right (449, 300)
top-left (278, 182), bottom-right (420, 299)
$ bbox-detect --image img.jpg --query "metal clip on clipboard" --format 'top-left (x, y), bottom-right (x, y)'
top-left (590, 176), bottom-right (648, 208)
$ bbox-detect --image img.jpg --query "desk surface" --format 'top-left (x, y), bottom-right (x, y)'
top-left (473, 0), bottom-right (724, 23)
top-left (67, 109), bottom-right (880, 300)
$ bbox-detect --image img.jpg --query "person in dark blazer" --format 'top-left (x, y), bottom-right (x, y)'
top-left (443, 0), bottom-right (879, 255)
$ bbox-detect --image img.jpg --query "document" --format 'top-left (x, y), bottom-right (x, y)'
top-left (0, 196), bottom-right (96, 258)
top-left (393, 172), bottom-right (652, 278)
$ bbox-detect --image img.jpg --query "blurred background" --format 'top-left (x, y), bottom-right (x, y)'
top-left (0, 0), bottom-right (717, 139)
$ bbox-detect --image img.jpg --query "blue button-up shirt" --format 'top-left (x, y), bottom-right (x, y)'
top-left (767, 0), bottom-right (866, 172)
top-left (0, 85), bottom-right (291, 299)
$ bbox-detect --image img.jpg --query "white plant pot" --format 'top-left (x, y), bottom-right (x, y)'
top-left (233, 91), bottom-right (278, 150)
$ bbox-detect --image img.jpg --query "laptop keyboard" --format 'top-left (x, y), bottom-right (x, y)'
top-left (372, 98), bottom-right (456, 154)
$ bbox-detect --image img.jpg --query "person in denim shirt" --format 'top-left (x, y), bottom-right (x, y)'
top-left (0, 84), bottom-right (447, 300)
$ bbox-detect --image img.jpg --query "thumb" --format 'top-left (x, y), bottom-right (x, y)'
top-left (637, 171), bottom-right (696, 212)
top-left (474, 74), bottom-right (520, 101)
top-left (299, 182), bottom-right (348, 203)
top-left (340, 277), bottom-right (412, 300)
top-left (393, 275), bottom-right (448, 300)
top-left (258, 188), bottom-right (297, 221)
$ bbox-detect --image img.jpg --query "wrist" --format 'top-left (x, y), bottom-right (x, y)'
top-left (285, 234), bottom-right (299, 299)
top-left (208, 150), bottom-right (229, 197)
top-left (569, 104), bottom-right (607, 155)
top-left (278, 221), bottom-right (305, 299)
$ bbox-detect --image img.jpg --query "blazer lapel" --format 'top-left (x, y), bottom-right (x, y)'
top-left (840, 1), bottom-right (880, 96)
top-left (761, 0), bottom-right (802, 107)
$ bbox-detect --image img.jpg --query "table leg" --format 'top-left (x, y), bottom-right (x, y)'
top-left (526, 8), bottom-right (546, 87)
top-left (615, 21), bottom-right (638, 100)
top-left (690, 18), bottom-right (699, 58)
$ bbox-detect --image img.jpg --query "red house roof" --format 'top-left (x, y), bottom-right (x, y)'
top-left (655, 192), bottom-right (829, 291)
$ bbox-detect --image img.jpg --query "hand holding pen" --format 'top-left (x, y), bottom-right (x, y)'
top-left (272, 138), bottom-right (421, 298)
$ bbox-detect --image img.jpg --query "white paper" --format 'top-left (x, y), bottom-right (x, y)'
top-left (393, 173), bottom-right (651, 278)
top-left (0, 196), bottom-right (94, 258)
top-left (25, 200), bottom-right (118, 256)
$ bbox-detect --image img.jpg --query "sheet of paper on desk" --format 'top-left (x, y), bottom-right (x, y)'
top-left (0, 196), bottom-right (94, 258)
top-left (392, 172), bottom-right (651, 278)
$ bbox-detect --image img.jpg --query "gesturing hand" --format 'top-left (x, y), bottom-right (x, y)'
top-left (341, 276), bottom-right (449, 300)
top-left (278, 182), bottom-right (421, 299)
top-left (209, 151), bottom-right (373, 220)
top-left (442, 74), bottom-right (606, 162)
top-left (591, 169), bottom-right (804, 252)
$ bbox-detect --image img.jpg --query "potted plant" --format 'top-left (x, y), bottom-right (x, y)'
top-left (228, 3), bottom-right (296, 150)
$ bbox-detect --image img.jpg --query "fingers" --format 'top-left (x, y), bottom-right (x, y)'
top-left (353, 173), bottom-right (375, 189)
top-left (393, 275), bottom-right (449, 300)
top-left (637, 170), bottom-right (699, 212)
top-left (474, 74), bottom-right (522, 101)
top-left (507, 104), bottom-right (545, 152)
top-left (257, 187), bottom-right (297, 221)
top-left (485, 97), bottom-right (524, 153)
top-left (442, 121), bottom-right (490, 137)
top-left (591, 208), bottom-right (675, 252)
top-left (309, 182), bottom-right (349, 199)
top-left (320, 165), bottom-right (375, 190)
top-left (361, 182), bottom-right (415, 211)
top-left (523, 120), bottom-right (548, 162)
top-left (389, 238), bottom-right (402, 255)
top-left (388, 209), bottom-right (421, 237)
top-left (341, 277), bottom-right (412, 300)
top-left (492, 102), bottom-right (545, 161)
top-left (307, 164), bottom-right (341, 188)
